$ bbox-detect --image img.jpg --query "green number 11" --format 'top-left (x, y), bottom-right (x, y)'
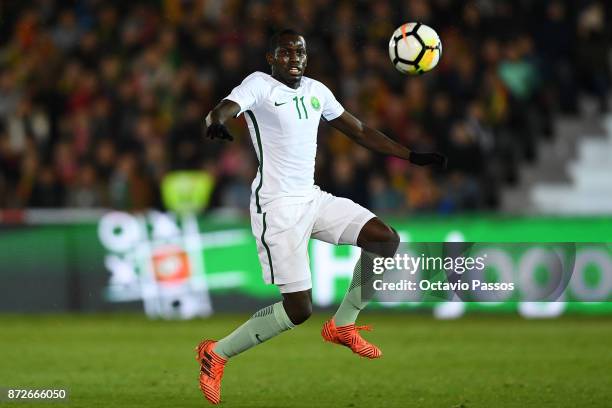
top-left (293, 96), bottom-right (309, 119)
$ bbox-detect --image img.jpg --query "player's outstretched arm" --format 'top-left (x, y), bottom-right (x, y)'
top-left (203, 100), bottom-right (242, 141)
top-left (328, 111), bottom-right (447, 168)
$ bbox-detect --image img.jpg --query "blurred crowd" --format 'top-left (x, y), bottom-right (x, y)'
top-left (0, 0), bottom-right (610, 214)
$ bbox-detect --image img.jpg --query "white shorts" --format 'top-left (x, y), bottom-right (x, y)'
top-left (250, 188), bottom-right (376, 292)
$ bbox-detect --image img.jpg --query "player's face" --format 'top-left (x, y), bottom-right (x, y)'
top-left (268, 34), bottom-right (307, 88)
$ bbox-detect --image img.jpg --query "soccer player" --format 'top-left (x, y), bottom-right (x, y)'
top-left (197, 29), bottom-right (446, 404)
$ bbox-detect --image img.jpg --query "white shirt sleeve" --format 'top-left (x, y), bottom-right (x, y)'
top-left (320, 82), bottom-right (344, 121)
top-left (224, 72), bottom-right (270, 115)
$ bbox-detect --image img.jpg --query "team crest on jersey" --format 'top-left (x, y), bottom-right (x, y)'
top-left (311, 96), bottom-right (321, 111)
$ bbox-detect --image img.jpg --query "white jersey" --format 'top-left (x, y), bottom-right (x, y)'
top-left (224, 71), bottom-right (344, 213)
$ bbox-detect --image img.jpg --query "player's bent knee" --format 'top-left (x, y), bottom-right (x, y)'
top-left (387, 226), bottom-right (400, 255)
top-left (375, 226), bottom-right (399, 258)
top-left (284, 302), bottom-right (312, 325)
top-left (282, 291), bottom-right (312, 325)
top-left (359, 219), bottom-right (400, 258)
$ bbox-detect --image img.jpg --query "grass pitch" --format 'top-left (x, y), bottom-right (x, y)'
top-left (1, 313), bottom-right (611, 408)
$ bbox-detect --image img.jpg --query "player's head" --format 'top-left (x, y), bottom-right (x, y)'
top-left (266, 29), bottom-right (307, 88)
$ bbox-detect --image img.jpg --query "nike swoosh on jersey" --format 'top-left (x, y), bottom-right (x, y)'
top-left (274, 101), bottom-right (289, 106)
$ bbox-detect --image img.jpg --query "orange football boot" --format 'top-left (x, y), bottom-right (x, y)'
top-left (195, 340), bottom-right (227, 404)
top-left (321, 318), bottom-right (382, 359)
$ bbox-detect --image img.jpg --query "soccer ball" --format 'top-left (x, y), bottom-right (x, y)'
top-left (388, 23), bottom-right (442, 75)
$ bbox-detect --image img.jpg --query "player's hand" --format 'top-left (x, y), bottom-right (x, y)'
top-left (204, 123), bottom-right (234, 142)
top-left (408, 152), bottom-right (447, 169)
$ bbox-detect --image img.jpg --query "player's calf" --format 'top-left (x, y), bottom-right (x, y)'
top-left (195, 301), bottom-right (297, 403)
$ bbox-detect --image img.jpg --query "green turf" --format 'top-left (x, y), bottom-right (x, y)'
top-left (0, 313), bottom-right (611, 408)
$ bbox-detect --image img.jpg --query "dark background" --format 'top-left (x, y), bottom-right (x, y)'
top-left (1, 0), bottom-right (610, 214)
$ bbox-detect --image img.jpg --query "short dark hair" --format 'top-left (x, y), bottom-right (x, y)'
top-left (268, 29), bottom-right (304, 53)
